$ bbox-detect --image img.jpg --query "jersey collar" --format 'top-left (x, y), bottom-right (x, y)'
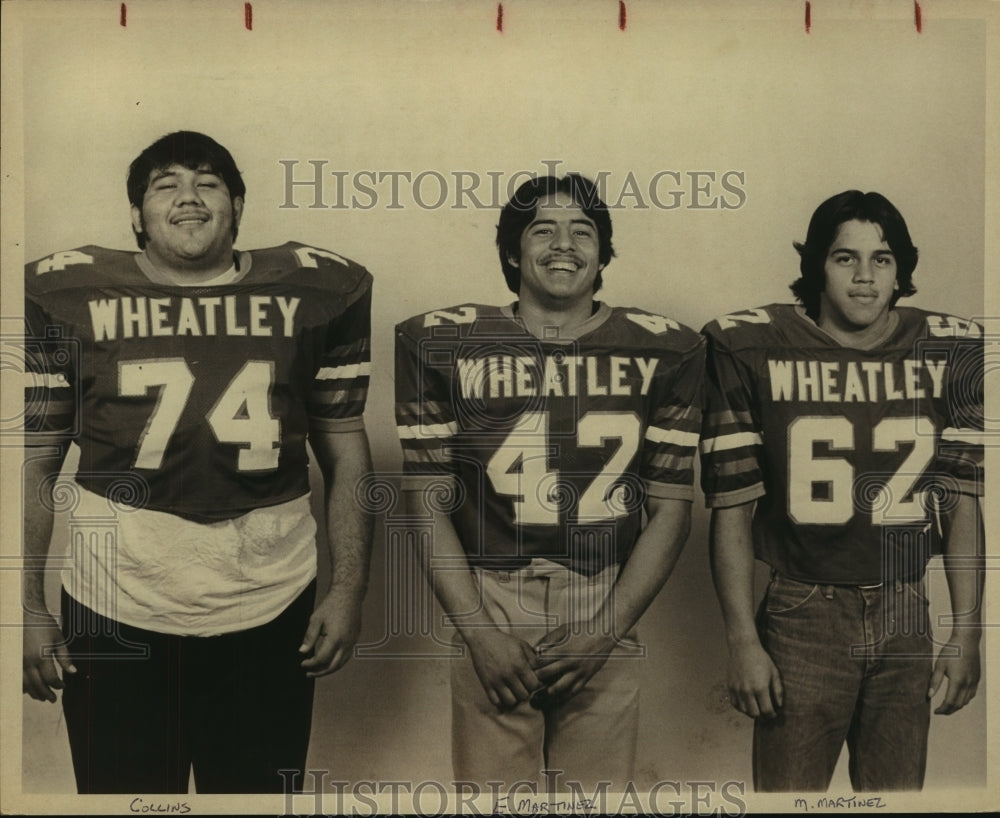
top-left (794, 304), bottom-right (900, 351)
top-left (135, 250), bottom-right (254, 287)
top-left (500, 301), bottom-right (613, 342)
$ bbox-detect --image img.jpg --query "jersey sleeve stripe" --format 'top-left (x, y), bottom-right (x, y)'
top-left (22, 373), bottom-right (71, 390)
top-left (402, 447), bottom-right (452, 467)
top-left (396, 402), bottom-right (455, 431)
top-left (706, 455), bottom-right (761, 479)
top-left (700, 328), bottom-right (761, 507)
top-left (644, 427), bottom-right (700, 447)
top-left (700, 431), bottom-right (763, 454)
top-left (644, 449), bottom-right (697, 472)
top-left (26, 396), bottom-right (75, 414)
top-left (315, 363), bottom-right (371, 380)
top-left (701, 443), bottom-right (765, 502)
top-left (396, 400), bottom-right (454, 419)
top-left (641, 378), bottom-right (702, 490)
top-left (935, 444), bottom-right (984, 464)
top-left (650, 403), bottom-right (702, 425)
top-left (644, 480), bottom-right (695, 501)
top-left (940, 428), bottom-right (983, 444)
top-left (324, 338), bottom-right (370, 360)
top-left (310, 385), bottom-right (369, 400)
top-left (649, 403), bottom-right (697, 424)
top-left (308, 386), bottom-right (368, 407)
top-left (396, 421), bottom-right (459, 440)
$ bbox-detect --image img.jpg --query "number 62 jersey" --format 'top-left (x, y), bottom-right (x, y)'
top-left (395, 303), bottom-right (705, 576)
top-left (700, 303), bottom-right (983, 585)
top-left (24, 243), bottom-right (372, 522)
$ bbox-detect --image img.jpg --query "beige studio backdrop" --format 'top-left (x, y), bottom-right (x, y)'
top-left (1, 0), bottom-right (996, 814)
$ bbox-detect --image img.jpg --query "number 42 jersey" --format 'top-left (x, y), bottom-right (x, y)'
top-left (700, 304), bottom-right (983, 585)
top-left (395, 303), bottom-right (705, 576)
top-left (24, 243), bottom-right (372, 522)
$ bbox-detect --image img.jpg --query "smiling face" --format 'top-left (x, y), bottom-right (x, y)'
top-left (130, 163), bottom-right (243, 275)
top-left (817, 219), bottom-right (898, 343)
top-left (510, 192), bottom-right (603, 312)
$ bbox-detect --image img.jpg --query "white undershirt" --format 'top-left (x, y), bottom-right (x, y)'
top-left (63, 485), bottom-right (318, 636)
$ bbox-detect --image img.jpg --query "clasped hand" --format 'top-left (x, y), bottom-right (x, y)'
top-left (466, 622), bottom-right (619, 712)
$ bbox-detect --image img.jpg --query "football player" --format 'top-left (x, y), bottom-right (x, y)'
top-left (701, 190), bottom-right (984, 791)
top-left (22, 131), bottom-right (375, 793)
top-left (395, 174), bottom-right (704, 789)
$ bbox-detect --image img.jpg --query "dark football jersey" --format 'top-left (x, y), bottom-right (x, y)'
top-left (395, 303), bottom-right (705, 575)
top-left (24, 243), bottom-right (372, 521)
top-left (701, 303), bottom-right (983, 584)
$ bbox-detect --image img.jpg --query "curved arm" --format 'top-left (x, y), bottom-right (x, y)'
top-left (298, 426), bottom-right (374, 677)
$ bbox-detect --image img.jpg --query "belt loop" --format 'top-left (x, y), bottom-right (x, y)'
top-left (822, 585), bottom-right (835, 599)
top-left (497, 571), bottom-right (511, 583)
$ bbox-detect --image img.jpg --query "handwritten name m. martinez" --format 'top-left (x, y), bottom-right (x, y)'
top-left (88, 295), bottom-right (301, 340)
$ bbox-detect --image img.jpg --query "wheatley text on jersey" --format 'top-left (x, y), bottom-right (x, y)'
top-left (88, 295), bottom-right (301, 340)
top-left (456, 355), bottom-right (660, 399)
top-left (766, 358), bottom-right (947, 403)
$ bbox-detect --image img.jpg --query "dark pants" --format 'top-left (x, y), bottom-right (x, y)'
top-left (60, 581), bottom-right (316, 794)
top-left (754, 575), bottom-right (932, 792)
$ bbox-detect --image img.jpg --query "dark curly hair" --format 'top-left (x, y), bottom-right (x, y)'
top-left (791, 190), bottom-right (917, 319)
top-left (496, 174), bottom-right (615, 294)
top-left (127, 131), bottom-right (245, 249)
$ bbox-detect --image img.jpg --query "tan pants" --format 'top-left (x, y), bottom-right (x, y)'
top-left (451, 560), bottom-right (640, 793)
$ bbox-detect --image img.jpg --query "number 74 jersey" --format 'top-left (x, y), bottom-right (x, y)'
top-left (395, 303), bottom-right (705, 576)
top-left (24, 243), bottom-right (372, 522)
top-left (700, 303), bottom-right (984, 585)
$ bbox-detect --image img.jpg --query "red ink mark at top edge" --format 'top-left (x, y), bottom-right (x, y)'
top-left (619, 1), bottom-right (627, 31)
top-left (120, 3), bottom-right (126, 27)
top-left (245, 2), bottom-right (253, 31)
top-left (805, 1), bottom-right (811, 33)
top-left (914, 1), bottom-right (922, 33)
top-left (497, 3), bottom-right (504, 33)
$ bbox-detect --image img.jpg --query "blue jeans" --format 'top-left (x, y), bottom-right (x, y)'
top-left (754, 574), bottom-right (932, 792)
